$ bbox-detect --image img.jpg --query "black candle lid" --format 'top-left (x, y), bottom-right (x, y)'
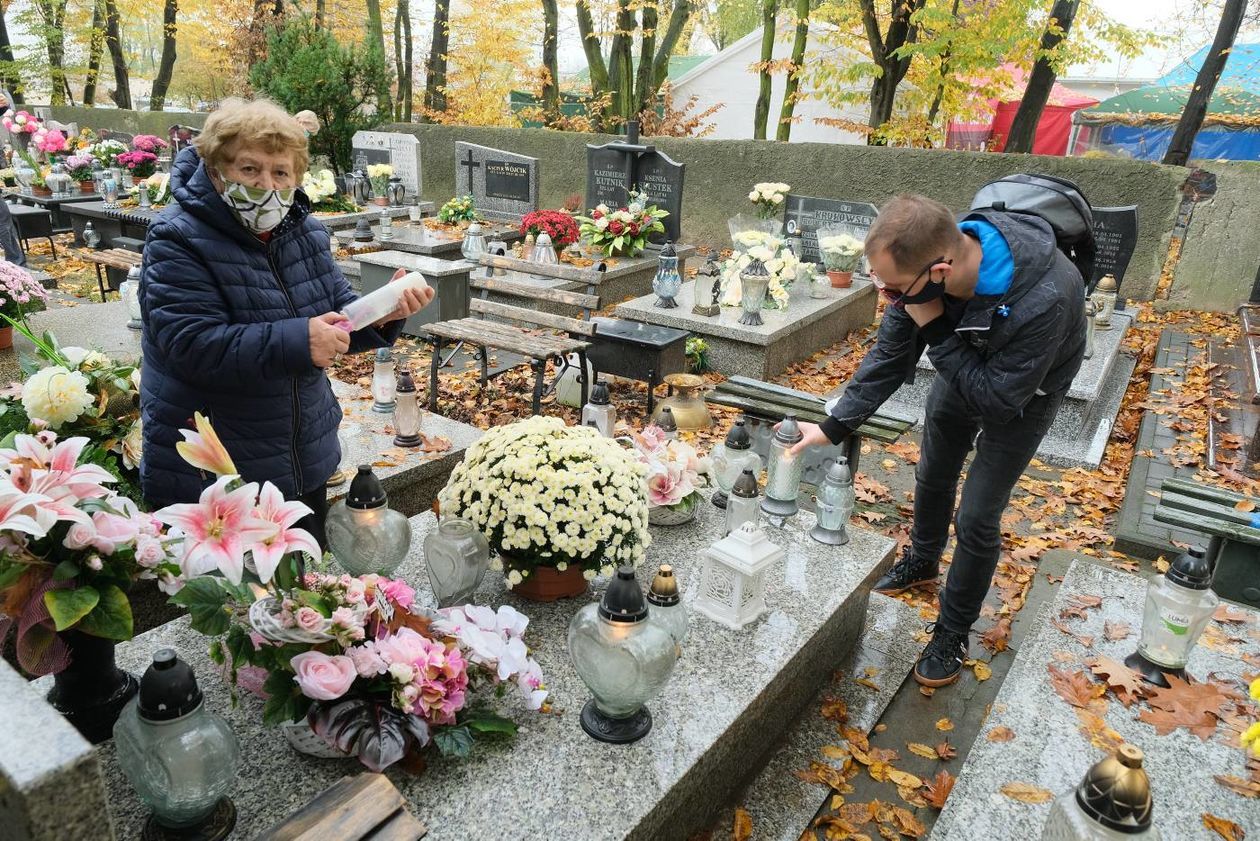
top-left (732, 468), bottom-right (758, 498)
top-left (599, 566), bottom-right (649, 623)
top-left (139, 648), bottom-right (203, 722)
top-left (396, 367), bottom-right (417, 393)
top-left (375, 347), bottom-right (392, 363)
top-left (346, 465), bottom-right (387, 510)
top-left (590, 379), bottom-right (611, 406)
top-left (657, 406), bottom-right (677, 432)
top-left (725, 418), bottom-right (752, 450)
top-left (659, 240), bottom-right (676, 259)
top-left (353, 218), bottom-right (374, 242)
top-left (1166, 546), bottom-right (1212, 590)
top-left (1075, 744), bottom-right (1153, 833)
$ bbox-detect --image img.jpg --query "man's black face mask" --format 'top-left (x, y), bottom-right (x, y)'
top-left (889, 256), bottom-right (952, 306)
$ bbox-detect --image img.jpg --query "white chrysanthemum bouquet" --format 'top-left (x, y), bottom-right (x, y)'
top-left (818, 224), bottom-right (866, 273)
top-left (719, 235), bottom-right (800, 310)
top-left (748, 181), bottom-right (791, 219)
top-left (438, 417), bottom-right (651, 587)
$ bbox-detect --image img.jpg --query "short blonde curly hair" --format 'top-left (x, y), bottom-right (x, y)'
top-left (196, 97), bottom-right (309, 175)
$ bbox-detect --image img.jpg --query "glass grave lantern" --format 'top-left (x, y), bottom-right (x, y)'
top-left (386, 175), bottom-right (406, 206)
top-left (349, 170), bottom-right (371, 205)
top-left (725, 468), bottom-right (760, 535)
top-left (424, 517), bottom-right (491, 607)
top-left (1041, 744), bottom-right (1159, 840)
top-left (82, 221), bottom-right (102, 249)
top-left (568, 566), bottom-right (678, 743)
top-left (378, 208), bottom-right (394, 240)
top-left (372, 347), bottom-right (397, 413)
top-left (1093, 274), bottom-right (1119, 330)
top-left (326, 465), bottom-right (413, 576)
top-left (656, 405), bottom-right (678, 441)
top-left (120, 264), bottom-right (143, 329)
top-left (694, 523), bottom-right (784, 630)
top-left (710, 417), bottom-right (761, 509)
top-left (462, 221), bottom-right (487, 263)
top-left (102, 175), bottom-right (120, 207)
top-left (647, 564), bottom-right (688, 652)
top-left (408, 203), bottom-right (424, 224)
top-left (392, 367), bottom-right (424, 448)
top-left (113, 649), bottom-right (240, 841)
top-left (533, 232), bottom-right (559, 265)
top-left (581, 379), bottom-right (616, 437)
top-left (521, 232), bottom-right (536, 261)
top-left (347, 217), bottom-right (376, 253)
top-left (738, 257), bottom-right (771, 326)
top-left (137, 176), bottom-right (152, 208)
top-left (811, 457), bottom-right (855, 545)
top-left (652, 241), bottom-right (682, 308)
top-left (90, 159), bottom-right (106, 192)
top-left (1084, 296), bottom-right (1098, 359)
top-left (45, 162), bottom-right (72, 197)
top-left (1125, 546), bottom-right (1218, 686)
top-left (762, 413), bottom-right (804, 518)
top-left (692, 258), bottom-right (721, 317)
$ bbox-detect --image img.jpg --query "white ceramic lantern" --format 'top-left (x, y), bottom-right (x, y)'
top-left (693, 523), bottom-right (784, 630)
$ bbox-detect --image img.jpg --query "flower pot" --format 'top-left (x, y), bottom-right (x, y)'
top-left (45, 630), bottom-right (140, 744)
top-left (510, 562), bottom-right (588, 602)
top-left (649, 503), bottom-right (697, 526)
top-left (828, 269), bottom-right (853, 289)
top-left (77, 179), bottom-right (95, 193)
top-left (0, 325), bottom-right (12, 350)
top-left (373, 197), bottom-right (389, 207)
top-left (31, 185), bottom-right (52, 197)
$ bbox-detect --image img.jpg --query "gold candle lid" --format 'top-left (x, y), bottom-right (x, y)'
top-left (647, 564), bottom-right (680, 606)
top-left (1076, 743), bottom-right (1153, 832)
top-left (1096, 273), bottom-right (1118, 293)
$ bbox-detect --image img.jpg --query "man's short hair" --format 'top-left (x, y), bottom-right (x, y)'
top-left (866, 194), bottom-right (961, 273)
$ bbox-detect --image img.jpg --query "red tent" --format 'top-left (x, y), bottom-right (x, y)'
top-left (946, 65), bottom-right (1099, 155)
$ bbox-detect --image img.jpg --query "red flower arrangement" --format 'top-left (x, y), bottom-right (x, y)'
top-left (519, 210), bottom-right (580, 251)
top-left (116, 150), bottom-right (158, 179)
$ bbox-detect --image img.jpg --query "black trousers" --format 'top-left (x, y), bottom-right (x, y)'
top-left (295, 485), bottom-right (329, 554)
top-left (910, 378), bottom-right (1063, 635)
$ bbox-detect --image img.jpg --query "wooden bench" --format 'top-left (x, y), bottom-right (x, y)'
top-left (425, 255), bottom-right (606, 416)
top-left (83, 247), bottom-right (143, 302)
top-left (706, 376), bottom-right (915, 475)
top-left (1154, 477), bottom-right (1260, 608)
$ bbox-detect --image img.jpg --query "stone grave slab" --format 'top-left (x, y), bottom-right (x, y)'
top-left (352, 130), bottom-right (423, 197)
top-left (585, 121), bottom-right (685, 243)
top-left (336, 219), bottom-right (522, 260)
top-left (330, 379), bottom-right (482, 517)
top-left (783, 195), bottom-right (879, 266)
top-left (0, 659), bottom-right (113, 841)
top-left (616, 279), bottom-right (878, 380)
top-left (930, 560), bottom-right (1259, 840)
top-left (77, 502), bottom-right (894, 841)
top-left (316, 204), bottom-right (430, 233)
top-left (454, 141), bottom-right (539, 221)
top-left (879, 312), bottom-right (1135, 470)
top-left (1090, 205), bottom-right (1139, 292)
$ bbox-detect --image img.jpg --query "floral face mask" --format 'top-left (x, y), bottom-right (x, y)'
top-left (218, 172), bottom-right (295, 233)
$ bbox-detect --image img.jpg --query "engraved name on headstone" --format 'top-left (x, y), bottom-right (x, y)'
top-left (584, 122), bottom-right (685, 243)
top-left (455, 141), bottom-right (539, 221)
top-left (783, 195), bottom-right (879, 264)
top-left (1090, 205), bottom-right (1139, 287)
top-left (351, 131), bottom-right (422, 196)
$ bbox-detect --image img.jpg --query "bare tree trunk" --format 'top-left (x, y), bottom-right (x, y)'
top-left (635, 1), bottom-right (658, 117)
top-left (775, 0), bottom-right (808, 141)
top-left (393, 0), bottom-right (412, 121)
top-left (34, 0), bottom-right (70, 106)
top-left (315, 0), bottom-right (325, 27)
top-left (0, 5), bottom-right (20, 105)
top-left (541, 0), bottom-right (560, 116)
top-left (651, 0), bottom-right (692, 90)
top-left (607, 0), bottom-right (636, 122)
top-left (1004, 0), bottom-right (1080, 154)
top-left (752, 0), bottom-right (778, 140)
top-left (83, 0), bottom-right (104, 105)
top-left (925, 0), bottom-right (961, 129)
top-left (423, 0), bottom-right (450, 116)
top-left (149, 0), bottom-right (178, 111)
top-left (103, 0), bottom-right (132, 109)
top-left (860, 0), bottom-right (923, 143)
top-left (364, 0), bottom-right (391, 116)
top-left (1162, 0), bottom-right (1247, 166)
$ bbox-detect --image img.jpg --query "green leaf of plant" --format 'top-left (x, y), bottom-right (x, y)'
top-left (0, 563), bottom-right (25, 590)
top-left (465, 713), bottom-right (517, 737)
top-left (262, 670), bottom-right (308, 727)
top-left (44, 586), bottom-right (100, 631)
top-left (170, 577), bottom-right (232, 636)
top-left (433, 724), bottom-right (475, 758)
top-left (77, 584), bottom-right (133, 640)
top-left (51, 559), bottom-right (80, 581)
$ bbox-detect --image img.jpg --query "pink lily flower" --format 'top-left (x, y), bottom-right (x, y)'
top-left (155, 476), bottom-right (278, 585)
top-left (175, 412), bottom-right (238, 477)
top-left (0, 477), bottom-right (57, 539)
top-left (248, 482), bottom-right (321, 584)
top-left (0, 434), bottom-right (115, 501)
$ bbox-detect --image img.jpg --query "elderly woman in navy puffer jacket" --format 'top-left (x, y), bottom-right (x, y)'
top-left (138, 98), bottom-right (432, 543)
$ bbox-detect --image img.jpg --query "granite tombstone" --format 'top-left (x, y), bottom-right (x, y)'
top-left (585, 121), bottom-right (685, 243)
top-left (454, 141), bottom-right (539, 221)
top-left (1090, 204), bottom-right (1139, 290)
top-left (351, 131), bottom-right (422, 196)
top-left (783, 195), bottom-right (879, 264)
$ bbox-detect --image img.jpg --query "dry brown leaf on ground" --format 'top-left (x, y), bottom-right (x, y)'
top-left (1214, 774), bottom-right (1260, 798)
top-left (935, 741), bottom-right (957, 760)
top-left (1214, 604), bottom-right (1252, 624)
top-left (796, 761), bottom-right (854, 793)
top-left (889, 805), bottom-right (926, 838)
top-left (965, 659), bottom-right (993, 681)
top-left (986, 726), bottom-right (1016, 743)
top-left (732, 806), bottom-right (753, 841)
top-left (935, 717), bottom-right (954, 731)
top-left (979, 617), bottom-right (1013, 654)
top-left (1059, 593), bottom-right (1104, 620)
top-left (922, 770), bottom-right (956, 810)
top-left (1139, 675), bottom-right (1230, 741)
top-left (1103, 620), bottom-right (1133, 641)
top-left (885, 441), bottom-right (920, 464)
top-left (1050, 617), bottom-right (1096, 648)
top-left (1000, 782), bottom-right (1054, 804)
top-left (897, 784), bottom-right (928, 808)
top-left (855, 677), bottom-right (881, 691)
top-left (1233, 499), bottom-right (1255, 512)
top-left (1088, 655), bottom-right (1149, 707)
top-left (906, 742), bottom-right (939, 759)
top-left (1048, 664), bottom-right (1106, 710)
top-left (821, 696), bottom-right (850, 723)
top-left (886, 768), bottom-right (922, 789)
top-left (1202, 813), bottom-right (1246, 841)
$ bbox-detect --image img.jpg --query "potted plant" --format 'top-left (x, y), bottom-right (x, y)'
top-left (519, 209), bottom-right (580, 252)
top-left (366, 163), bottom-right (393, 205)
top-left (130, 134), bottom-right (169, 155)
top-left (65, 153), bottom-right (96, 191)
top-left (437, 195), bottom-right (477, 225)
top-left (0, 430), bottom-right (184, 742)
top-left (630, 426), bottom-right (710, 526)
top-left (0, 265), bottom-right (48, 348)
top-left (34, 128), bottom-right (70, 158)
top-left (577, 191), bottom-right (668, 258)
top-left (818, 226), bottom-right (865, 288)
top-left (89, 139), bottom-right (129, 170)
top-left (748, 181), bottom-right (791, 219)
top-left (438, 416), bottom-right (650, 601)
top-left (116, 150), bottom-right (158, 180)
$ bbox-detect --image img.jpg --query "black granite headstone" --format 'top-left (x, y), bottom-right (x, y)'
top-left (1090, 205), bottom-right (1139, 287)
top-left (635, 152), bottom-right (685, 243)
top-left (783, 195), bottom-right (879, 264)
top-left (585, 121), bottom-right (686, 244)
top-left (586, 145), bottom-right (634, 211)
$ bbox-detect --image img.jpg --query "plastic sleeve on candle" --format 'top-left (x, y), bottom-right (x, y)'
top-left (342, 272), bottom-right (430, 330)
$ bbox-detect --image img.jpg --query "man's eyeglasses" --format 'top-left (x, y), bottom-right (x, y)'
top-left (875, 255), bottom-right (951, 307)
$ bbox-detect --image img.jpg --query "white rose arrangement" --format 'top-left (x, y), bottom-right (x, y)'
top-left (749, 181), bottom-right (791, 219)
top-left (438, 417), bottom-right (651, 586)
top-left (819, 231), bottom-right (865, 273)
top-left (719, 235), bottom-right (800, 310)
top-left (302, 169), bottom-right (338, 204)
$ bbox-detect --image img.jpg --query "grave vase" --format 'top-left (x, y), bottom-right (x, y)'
top-left (508, 559), bottom-right (588, 602)
top-left (46, 630), bottom-right (140, 744)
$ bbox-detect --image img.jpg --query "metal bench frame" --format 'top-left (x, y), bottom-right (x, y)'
top-left (1154, 477), bottom-right (1260, 607)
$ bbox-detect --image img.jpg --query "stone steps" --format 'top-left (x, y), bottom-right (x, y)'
top-left (878, 314), bottom-right (1134, 470)
top-left (930, 560), bottom-right (1259, 839)
top-left (82, 504), bottom-right (895, 840)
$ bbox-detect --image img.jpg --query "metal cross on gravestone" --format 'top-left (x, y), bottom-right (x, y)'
top-left (459, 147), bottom-right (481, 195)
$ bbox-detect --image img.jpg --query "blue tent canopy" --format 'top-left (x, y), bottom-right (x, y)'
top-left (1156, 43), bottom-right (1260, 92)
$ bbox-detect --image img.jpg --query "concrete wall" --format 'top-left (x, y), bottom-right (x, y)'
top-left (47, 106), bottom-right (207, 137)
top-left (1169, 161), bottom-right (1260, 312)
top-left (46, 106), bottom-right (1188, 301)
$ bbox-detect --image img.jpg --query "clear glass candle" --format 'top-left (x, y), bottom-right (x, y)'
top-left (581, 379), bottom-right (616, 437)
top-left (392, 367), bottom-right (423, 447)
top-left (424, 518), bottom-right (491, 607)
top-left (533, 232), bottom-right (558, 265)
top-left (652, 241), bottom-right (682, 308)
top-left (1134, 547), bottom-right (1217, 671)
top-left (710, 418), bottom-right (761, 508)
top-left (762, 414), bottom-right (804, 517)
top-left (1041, 744), bottom-right (1159, 840)
top-left (372, 347), bottom-right (397, 413)
top-left (326, 466), bottom-right (413, 576)
top-left (811, 457), bottom-right (855, 544)
top-left (120, 266), bottom-right (143, 329)
top-left (378, 209), bottom-right (394, 240)
top-left (726, 468), bottom-right (760, 535)
top-left (739, 259), bottom-right (771, 326)
top-left (1092, 274), bottom-right (1118, 329)
top-left (462, 222), bottom-right (487, 262)
top-left (646, 564), bottom-right (688, 651)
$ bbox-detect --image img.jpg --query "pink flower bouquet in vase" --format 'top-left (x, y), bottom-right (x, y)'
top-left (630, 425), bottom-right (710, 526)
top-left (165, 414), bottom-right (546, 771)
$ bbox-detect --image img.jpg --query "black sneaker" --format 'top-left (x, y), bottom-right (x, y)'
top-left (872, 545), bottom-right (939, 596)
top-left (914, 623), bottom-right (969, 687)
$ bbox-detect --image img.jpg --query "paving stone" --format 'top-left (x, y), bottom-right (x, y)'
top-left (930, 561), bottom-right (1259, 840)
